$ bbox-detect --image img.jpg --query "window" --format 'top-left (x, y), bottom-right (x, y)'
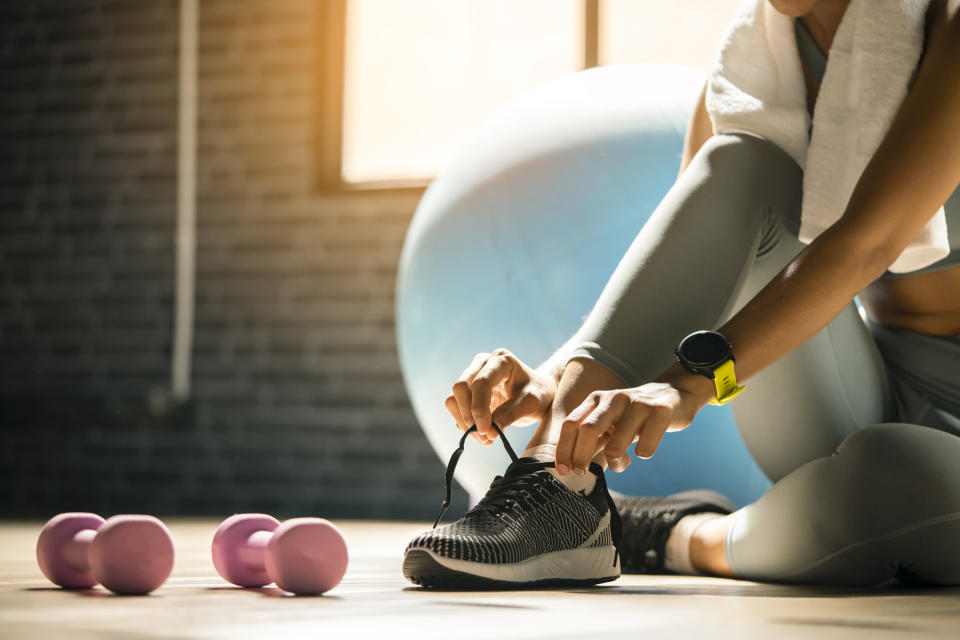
top-left (319, 0), bottom-right (742, 191)
top-left (600, 0), bottom-right (742, 68)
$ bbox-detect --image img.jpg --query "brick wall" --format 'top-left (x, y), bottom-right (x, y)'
top-left (0, 0), bottom-right (467, 519)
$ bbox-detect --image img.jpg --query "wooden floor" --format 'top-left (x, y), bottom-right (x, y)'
top-left (2, 519), bottom-right (959, 639)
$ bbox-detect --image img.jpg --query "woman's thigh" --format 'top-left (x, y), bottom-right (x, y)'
top-left (569, 133), bottom-right (806, 388)
top-left (719, 214), bottom-right (897, 482)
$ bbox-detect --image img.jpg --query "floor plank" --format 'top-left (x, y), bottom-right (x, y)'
top-left (2, 520), bottom-right (959, 639)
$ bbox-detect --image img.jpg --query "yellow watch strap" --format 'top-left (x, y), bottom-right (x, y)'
top-left (707, 359), bottom-right (746, 406)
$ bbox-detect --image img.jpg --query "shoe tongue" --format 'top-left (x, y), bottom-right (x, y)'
top-left (504, 457), bottom-right (548, 476)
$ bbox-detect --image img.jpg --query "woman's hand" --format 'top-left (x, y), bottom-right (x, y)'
top-left (555, 377), bottom-right (707, 475)
top-left (445, 348), bottom-right (558, 445)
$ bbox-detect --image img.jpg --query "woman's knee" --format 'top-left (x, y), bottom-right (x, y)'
top-left (693, 134), bottom-right (802, 203)
top-left (832, 423), bottom-right (960, 512)
top-left (836, 422), bottom-right (954, 462)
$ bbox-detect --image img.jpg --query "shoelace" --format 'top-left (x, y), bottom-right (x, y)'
top-left (431, 423), bottom-right (622, 565)
top-left (468, 458), bottom-right (553, 519)
top-left (433, 422), bottom-right (517, 528)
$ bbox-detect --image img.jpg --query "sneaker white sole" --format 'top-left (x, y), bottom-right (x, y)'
top-left (403, 545), bottom-right (620, 588)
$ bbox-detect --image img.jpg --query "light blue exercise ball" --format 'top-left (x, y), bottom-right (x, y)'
top-left (396, 64), bottom-right (771, 508)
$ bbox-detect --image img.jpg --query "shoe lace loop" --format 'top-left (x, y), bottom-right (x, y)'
top-left (433, 423), bottom-right (517, 528)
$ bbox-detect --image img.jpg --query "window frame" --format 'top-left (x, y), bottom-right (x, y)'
top-left (317, 0), bottom-right (599, 194)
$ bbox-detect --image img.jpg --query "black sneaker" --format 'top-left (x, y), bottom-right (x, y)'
top-left (612, 489), bottom-right (733, 573)
top-left (402, 424), bottom-right (622, 589)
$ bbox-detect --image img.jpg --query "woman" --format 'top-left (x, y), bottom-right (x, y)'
top-left (402, 0), bottom-right (960, 588)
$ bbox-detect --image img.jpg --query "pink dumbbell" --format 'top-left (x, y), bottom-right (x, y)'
top-left (36, 512), bottom-right (175, 595)
top-left (212, 514), bottom-right (348, 594)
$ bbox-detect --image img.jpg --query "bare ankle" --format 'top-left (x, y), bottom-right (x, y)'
top-left (689, 514), bottom-right (734, 577)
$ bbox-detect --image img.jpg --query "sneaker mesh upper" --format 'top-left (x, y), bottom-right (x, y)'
top-left (407, 462), bottom-right (609, 565)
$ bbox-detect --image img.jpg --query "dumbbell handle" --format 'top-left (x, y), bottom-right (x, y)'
top-left (237, 530), bottom-right (273, 570)
top-left (62, 528), bottom-right (97, 572)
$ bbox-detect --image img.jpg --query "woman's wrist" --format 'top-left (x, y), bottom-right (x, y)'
top-left (536, 354), bottom-right (567, 388)
top-left (653, 361), bottom-right (717, 410)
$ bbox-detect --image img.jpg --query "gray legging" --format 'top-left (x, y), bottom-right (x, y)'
top-left (569, 133), bottom-right (960, 586)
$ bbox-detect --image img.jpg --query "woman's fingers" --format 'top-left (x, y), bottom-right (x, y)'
top-left (450, 380), bottom-right (474, 434)
top-left (607, 452), bottom-right (632, 472)
top-left (555, 393), bottom-right (599, 474)
top-left (449, 352), bottom-right (491, 433)
top-left (554, 382), bottom-right (691, 474)
top-left (470, 353), bottom-right (515, 438)
top-left (603, 402), bottom-right (647, 461)
top-left (570, 393), bottom-right (631, 473)
top-left (444, 395), bottom-right (490, 445)
top-left (448, 349), bottom-right (538, 441)
top-left (491, 392), bottom-right (539, 431)
top-left (444, 395), bottom-right (469, 432)
top-left (558, 389), bottom-right (672, 474)
top-left (634, 404), bottom-right (672, 459)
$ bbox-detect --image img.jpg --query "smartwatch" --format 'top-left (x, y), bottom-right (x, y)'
top-left (675, 330), bottom-right (745, 405)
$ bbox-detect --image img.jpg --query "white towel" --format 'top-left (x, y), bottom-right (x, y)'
top-left (706, 0), bottom-right (949, 274)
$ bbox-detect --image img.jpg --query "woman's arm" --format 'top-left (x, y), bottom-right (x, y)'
top-left (664, 1), bottom-right (960, 406)
top-left (556, 3), bottom-right (960, 471)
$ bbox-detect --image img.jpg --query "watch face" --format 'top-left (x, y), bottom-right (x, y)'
top-left (679, 331), bottom-right (730, 367)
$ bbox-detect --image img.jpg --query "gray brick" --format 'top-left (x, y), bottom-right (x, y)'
top-left (0, 0), bottom-right (468, 520)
